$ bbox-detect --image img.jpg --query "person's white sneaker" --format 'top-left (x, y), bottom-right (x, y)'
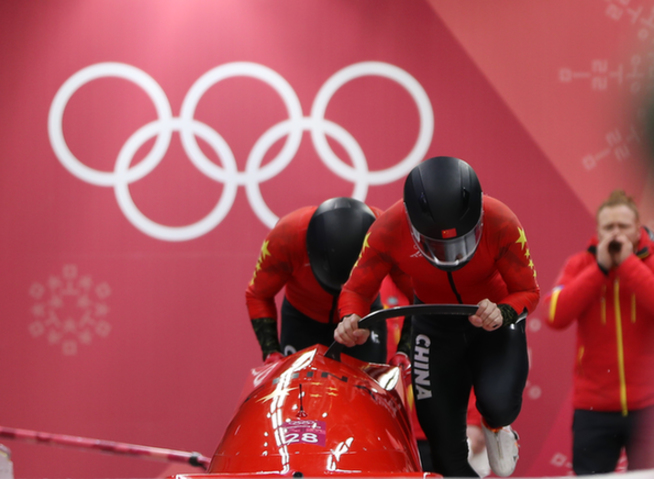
top-left (467, 437), bottom-right (490, 477)
top-left (482, 422), bottom-right (519, 477)
top-left (0, 444), bottom-right (13, 479)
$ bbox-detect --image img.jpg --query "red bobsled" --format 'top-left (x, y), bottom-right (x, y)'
top-left (175, 304), bottom-right (477, 479)
top-left (0, 304), bottom-right (476, 478)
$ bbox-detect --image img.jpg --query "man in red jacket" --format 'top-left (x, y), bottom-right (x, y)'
top-left (246, 197), bottom-right (410, 364)
top-left (334, 157), bottom-right (540, 477)
top-left (547, 190), bottom-right (654, 474)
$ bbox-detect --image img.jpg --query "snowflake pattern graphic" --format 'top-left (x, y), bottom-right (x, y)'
top-left (28, 264), bottom-right (112, 355)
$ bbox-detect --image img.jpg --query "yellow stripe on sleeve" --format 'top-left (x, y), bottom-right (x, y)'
top-left (549, 286), bottom-right (563, 322)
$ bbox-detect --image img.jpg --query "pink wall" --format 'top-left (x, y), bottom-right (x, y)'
top-left (0, 1), bottom-right (650, 477)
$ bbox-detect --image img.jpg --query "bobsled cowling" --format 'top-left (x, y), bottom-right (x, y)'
top-left (176, 304), bottom-right (479, 478)
top-left (179, 344), bottom-right (434, 478)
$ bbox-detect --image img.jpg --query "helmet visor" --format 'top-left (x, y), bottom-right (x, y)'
top-left (408, 214), bottom-right (483, 271)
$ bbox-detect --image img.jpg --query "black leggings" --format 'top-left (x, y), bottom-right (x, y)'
top-left (411, 313), bottom-right (529, 477)
top-left (280, 297), bottom-right (387, 363)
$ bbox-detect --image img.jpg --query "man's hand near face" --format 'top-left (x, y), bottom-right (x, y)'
top-left (597, 233), bottom-right (634, 270)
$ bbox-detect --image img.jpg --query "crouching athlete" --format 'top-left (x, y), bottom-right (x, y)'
top-left (334, 157), bottom-right (540, 477)
top-left (246, 197), bottom-right (412, 364)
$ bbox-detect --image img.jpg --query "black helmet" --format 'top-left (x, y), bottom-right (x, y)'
top-left (306, 197), bottom-right (376, 295)
top-left (403, 156), bottom-right (483, 271)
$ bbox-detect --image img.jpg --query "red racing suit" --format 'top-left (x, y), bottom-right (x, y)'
top-left (246, 205), bottom-right (386, 324)
top-left (341, 195), bottom-right (538, 476)
top-left (339, 196), bottom-right (540, 319)
top-left (246, 206), bottom-right (332, 323)
top-left (546, 228), bottom-right (654, 414)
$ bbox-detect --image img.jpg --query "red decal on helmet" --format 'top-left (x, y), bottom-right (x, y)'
top-left (442, 228), bottom-right (457, 239)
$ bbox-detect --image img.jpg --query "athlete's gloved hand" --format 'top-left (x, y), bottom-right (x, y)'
top-left (251, 317), bottom-right (282, 361)
top-left (264, 351), bottom-right (284, 365)
top-left (389, 352), bottom-right (411, 386)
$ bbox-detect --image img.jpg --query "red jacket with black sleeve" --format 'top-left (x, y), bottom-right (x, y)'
top-left (339, 196), bottom-right (540, 322)
top-left (546, 228), bottom-right (654, 413)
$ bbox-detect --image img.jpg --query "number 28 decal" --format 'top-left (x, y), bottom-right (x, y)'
top-left (281, 420), bottom-right (326, 447)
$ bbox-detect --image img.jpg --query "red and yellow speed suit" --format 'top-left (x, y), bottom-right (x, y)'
top-left (246, 206), bottom-right (335, 324)
top-left (246, 205), bottom-right (389, 362)
top-left (546, 228), bottom-right (654, 414)
top-left (339, 195), bottom-right (539, 476)
top-left (339, 196), bottom-right (539, 317)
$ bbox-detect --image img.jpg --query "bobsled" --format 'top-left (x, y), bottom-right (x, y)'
top-left (0, 304), bottom-right (476, 478)
top-left (175, 304), bottom-right (477, 479)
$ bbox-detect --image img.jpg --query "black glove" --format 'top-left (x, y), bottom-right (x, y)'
top-left (498, 304), bottom-right (520, 327)
top-left (251, 317), bottom-right (282, 361)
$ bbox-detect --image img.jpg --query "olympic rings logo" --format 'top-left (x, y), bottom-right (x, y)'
top-left (48, 61), bottom-right (433, 241)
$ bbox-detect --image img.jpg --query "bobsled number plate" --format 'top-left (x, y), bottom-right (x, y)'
top-left (281, 420), bottom-right (326, 447)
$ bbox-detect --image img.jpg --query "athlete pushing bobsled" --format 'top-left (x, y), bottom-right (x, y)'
top-left (334, 156), bottom-right (540, 477)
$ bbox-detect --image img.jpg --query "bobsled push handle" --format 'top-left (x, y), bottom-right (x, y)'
top-left (325, 303), bottom-right (479, 361)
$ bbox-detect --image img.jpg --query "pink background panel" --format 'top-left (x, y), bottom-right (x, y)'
top-left (0, 1), bottom-right (651, 477)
